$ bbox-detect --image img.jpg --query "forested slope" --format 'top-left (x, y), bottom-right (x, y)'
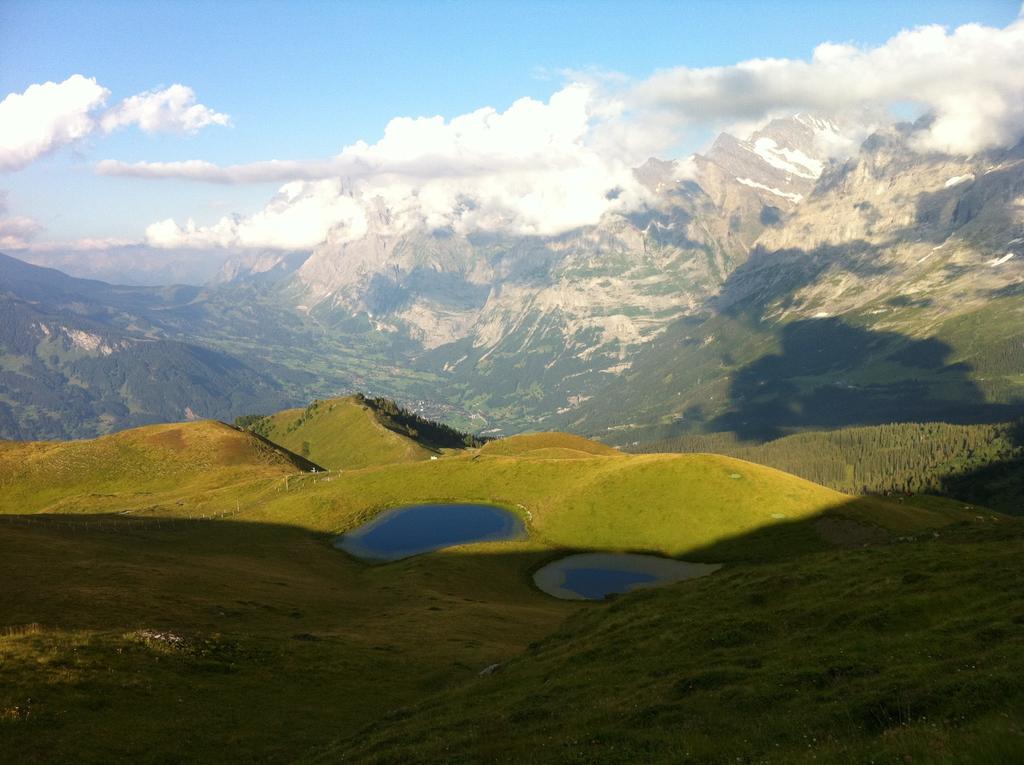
top-left (631, 421), bottom-right (1024, 513)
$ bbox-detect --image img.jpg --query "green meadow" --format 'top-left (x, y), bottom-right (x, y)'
top-left (1, 397), bottom-right (1020, 763)
top-left (248, 396), bottom-right (436, 470)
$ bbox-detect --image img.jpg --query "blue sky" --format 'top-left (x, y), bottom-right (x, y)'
top-left (0, 0), bottom-right (1021, 249)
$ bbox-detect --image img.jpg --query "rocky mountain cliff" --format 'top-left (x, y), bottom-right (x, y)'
top-left (255, 114), bottom-right (853, 430)
top-left (702, 113), bottom-right (841, 206)
top-left (564, 120), bottom-right (1024, 441)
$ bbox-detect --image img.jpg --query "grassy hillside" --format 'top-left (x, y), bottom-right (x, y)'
top-left (242, 396), bottom-right (436, 470)
top-left (0, 516), bottom-right (573, 764)
top-left (323, 519), bottom-right (1024, 765)
top-left (247, 442), bottom-right (974, 563)
top-left (479, 432), bottom-right (622, 458)
top-left (1, 418), bottom-right (974, 556)
top-left (0, 420), bottom-right (314, 514)
top-left (0, 418), bottom-right (1015, 763)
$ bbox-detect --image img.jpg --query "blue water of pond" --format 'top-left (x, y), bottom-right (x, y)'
top-left (559, 568), bottom-right (658, 600)
top-left (333, 503), bottom-right (525, 562)
top-left (534, 553), bottom-right (721, 600)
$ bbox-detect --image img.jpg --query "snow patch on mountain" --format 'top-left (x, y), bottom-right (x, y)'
top-left (736, 178), bottom-right (804, 203)
top-left (748, 137), bottom-right (823, 179)
top-left (944, 174), bottom-right (975, 188)
top-left (702, 114), bottom-right (857, 210)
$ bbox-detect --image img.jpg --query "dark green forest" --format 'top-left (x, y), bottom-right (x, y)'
top-left (631, 420), bottom-right (1024, 514)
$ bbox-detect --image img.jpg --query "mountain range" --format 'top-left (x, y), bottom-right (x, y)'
top-left (2, 114), bottom-right (1022, 441)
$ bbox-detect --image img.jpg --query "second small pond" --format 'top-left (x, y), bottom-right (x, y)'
top-left (533, 552), bottom-right (721, 600)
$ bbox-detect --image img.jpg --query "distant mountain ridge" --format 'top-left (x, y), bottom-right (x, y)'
top-left (2, 113), bottom-right (1023, 440)
top-left (0, 252), bottom-right (296, 439)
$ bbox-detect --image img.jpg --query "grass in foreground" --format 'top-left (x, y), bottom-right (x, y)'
top-left (0, 516), bottom-right (573, 764)
top-left (0, 419), bottom-right (1017, 763)
top-left (313, 519), bottom-right (1024, 765)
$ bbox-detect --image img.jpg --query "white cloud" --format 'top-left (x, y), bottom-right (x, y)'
top-left (0, 76), bottom-right (229, 172)
top-left (97, 157), bottom-right (331, 183)
top-left (58, 12), bottom-right (1024, 253)
top-left (103, 86), bottom-right (623, 183)
top-left (146, 180), bottom-right (368, 250)
top-left (100, 84), bottom-right (231, 134)
top-left (19, 236), bottom-right (141, 252)
top-left (633, 17), bottom-right (1024, 155)
top-left (111, 15), bottom-right (1024, 252)
top-left (0, 191), bottom-right (42, 249)
top-left (142, 85), bottom-right (648, 248)
top-left (0, 75), bottom-right (109, 171)
top-left (0, 214), bottom-right (42, 250)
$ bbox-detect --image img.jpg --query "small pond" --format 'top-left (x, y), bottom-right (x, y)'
top-left (533, 552), bottom-right (721, 600)
top-left (333, 503), bottom-right (525, 562)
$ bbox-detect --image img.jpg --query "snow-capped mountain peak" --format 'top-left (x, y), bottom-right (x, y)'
top-left (703, 114), bottom-right (850, 206)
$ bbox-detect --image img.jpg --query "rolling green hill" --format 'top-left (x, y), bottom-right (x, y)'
top-left (240, 432), bottom-right (973, 562)
top-left (0, 419), bottom-right (317, 514)
top-left (4, 415), bottom-right (964, 555)
top-left (479, 431), bottom-right (622, 458)
top-left (0, 408), bottom-right (1017, 764)
top-left (242, 395), bottom-right (437, 470)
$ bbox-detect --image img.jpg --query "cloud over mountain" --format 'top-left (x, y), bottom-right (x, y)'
top-left (145, 180), bottom-right (367, 250)
top-left (104, 14), bottom-right (1024, 252)
top-left (634, 16), bottom-right (1024, 155)
top-left (142, 85), bottom-right (648, 248)
top-left (9, 13), bottom-right (1019, 252)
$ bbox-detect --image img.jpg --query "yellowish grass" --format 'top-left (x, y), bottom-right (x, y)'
top-left (258, 396), bottom-right (433, 470)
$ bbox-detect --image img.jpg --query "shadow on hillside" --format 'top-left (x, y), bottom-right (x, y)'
top-left (1, 490), bottom-right (1011, 628)
top-left (623, 205), bottom-right (721, 258)
top-left (0, 512), bottom-right (569, 635)
top-left (2, 499), bottom-right (1015, 765)
top-left (707, 318), bottom-right (1024, 441)
top-left (0, 507), bottom-right (817, 634)
top-left (713, 239), bottom-right (891, 321)
top-left (938, 420), bottom-right (1024, 515)
top-left (911, 157), bottom-right (1024, 244)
